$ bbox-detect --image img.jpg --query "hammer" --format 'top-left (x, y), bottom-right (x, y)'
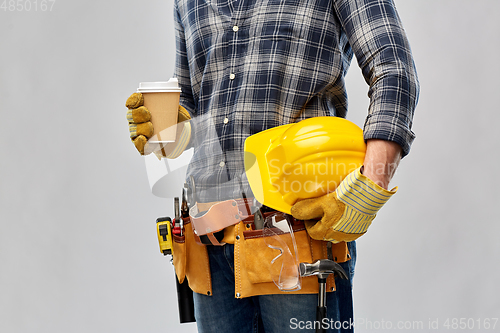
top-left (299, 260), bottom-right (348, 333)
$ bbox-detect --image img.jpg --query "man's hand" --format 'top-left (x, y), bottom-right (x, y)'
top-left (291, 139), bottom-right (401, 242)
top-left (126, 92), bottom-right (191, 157)
top-left (362, 139), bottom-right (402, 189)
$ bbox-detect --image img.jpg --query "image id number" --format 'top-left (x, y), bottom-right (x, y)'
top-left (1, 0), bottom-right (55, 11)
top-left (443, 318), bottom-right (498, 330)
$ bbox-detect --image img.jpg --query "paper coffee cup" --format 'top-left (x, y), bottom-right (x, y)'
top-left (137, 78), bottom-right (181, 143)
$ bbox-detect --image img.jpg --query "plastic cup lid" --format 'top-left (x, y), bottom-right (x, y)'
top-left (137, 78), bottom-right (181, 93)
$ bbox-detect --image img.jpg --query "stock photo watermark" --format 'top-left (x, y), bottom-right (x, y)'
top-left (264, 158), bottom-right (396, 195)
top-left (1, 0), bottom-right (55, 11)
top-left (290, 317), bottom-right (499, 331)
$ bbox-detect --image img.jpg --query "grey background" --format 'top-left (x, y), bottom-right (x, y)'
top-left (1, 0), bottom-right (499, 332)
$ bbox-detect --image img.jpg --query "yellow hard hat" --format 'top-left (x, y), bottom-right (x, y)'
top-left (244, 117), bottom-right (366, 214)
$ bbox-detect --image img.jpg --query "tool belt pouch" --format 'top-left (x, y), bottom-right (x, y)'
top-left (235, 221), bottom-right (350, 298)
top-left (242, 226), bottom-right (312, 284)
top-left (172, 221), bottom-right (212, 296)
top-left (172, 234), bottom-right (187, 283)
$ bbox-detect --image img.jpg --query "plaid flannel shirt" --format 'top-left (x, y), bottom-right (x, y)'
top-left (174, 0), bottom-right (419, 202)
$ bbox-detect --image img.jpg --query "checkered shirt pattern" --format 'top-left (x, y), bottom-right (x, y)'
top-left (174, 0), bottom-right (419, 202)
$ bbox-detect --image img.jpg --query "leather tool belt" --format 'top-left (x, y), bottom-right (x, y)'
top-left (172, 215), bottom-right (350, 298)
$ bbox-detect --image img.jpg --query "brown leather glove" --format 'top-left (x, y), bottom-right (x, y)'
top-left (291, 167), bottom-right (397, 242)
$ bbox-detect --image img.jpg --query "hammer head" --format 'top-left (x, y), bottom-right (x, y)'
top-left (299, 259), bottom-right (348, 280)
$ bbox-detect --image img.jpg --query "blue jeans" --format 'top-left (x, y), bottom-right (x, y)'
top-left (193, 242), bottom-right (356, 333)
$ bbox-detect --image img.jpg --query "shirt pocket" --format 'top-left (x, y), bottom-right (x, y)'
top-left (258, 21), bottom-right (302, 40)
top-left (252, 0), bottom-right (308, 40)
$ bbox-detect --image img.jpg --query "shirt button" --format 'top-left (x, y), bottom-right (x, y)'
top-left (229, 73), bottom-right (235, 80)
top-left (219, 161), bottom-right (225, 167)
top-left (223, 117), bottom-right (229, 124)
top-left (232, 25), bottom-right (239, 32)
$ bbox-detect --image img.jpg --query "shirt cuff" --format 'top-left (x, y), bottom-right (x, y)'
top-left (363, 115), bottom-right (416, 158)
top-left (336, 168), bottom-right (397, 216)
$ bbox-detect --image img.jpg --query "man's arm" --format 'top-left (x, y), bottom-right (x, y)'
top-left (362, 139), bottom-right (402, 190)
top-left (333, 0), bottom-right (419, 157)
top-left (173, 1), bottom-right (196, 116)
top-left (291, 1), bottom-right (418, 242)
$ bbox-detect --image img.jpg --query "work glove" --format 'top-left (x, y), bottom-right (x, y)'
top-left (126, 92), bottom-right (191, 158)
top-left (291, 167), bottom-right (397, 243)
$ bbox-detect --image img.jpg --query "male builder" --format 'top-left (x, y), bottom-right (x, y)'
top-left (126, 0), bottom-right (419, 332)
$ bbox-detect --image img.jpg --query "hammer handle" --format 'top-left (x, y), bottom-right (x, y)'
top-left (316, 305), bottom-right (327, 333)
